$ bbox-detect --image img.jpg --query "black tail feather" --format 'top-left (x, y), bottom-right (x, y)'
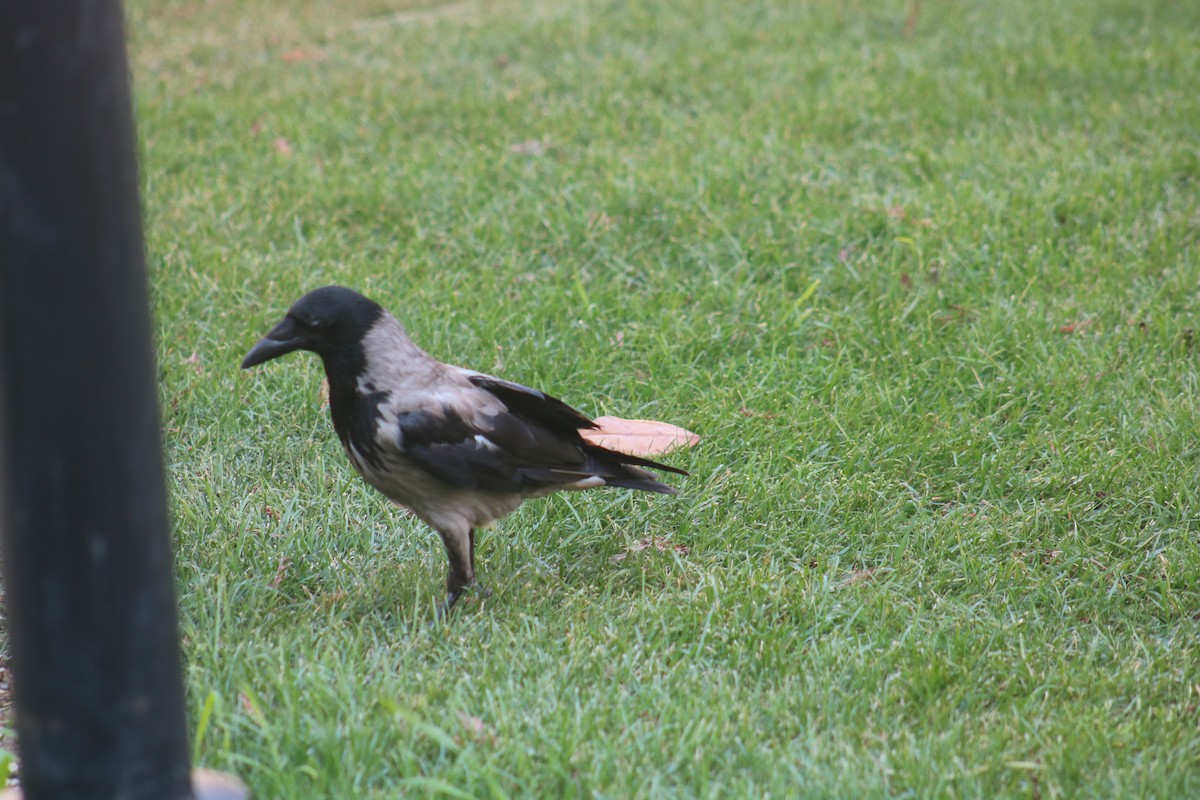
top-left (603, 472), bottom-right (679, 495)
top-left (581, 442), bottom-right (687, 495)
top-left (583, 442), bottom-right (689, 477)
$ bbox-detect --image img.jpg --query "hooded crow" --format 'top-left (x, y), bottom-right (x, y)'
top-left (241, 286), bottom-right (686, 614)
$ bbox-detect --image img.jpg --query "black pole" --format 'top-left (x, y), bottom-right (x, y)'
top-left (0, 1), bottom-right (236, 798)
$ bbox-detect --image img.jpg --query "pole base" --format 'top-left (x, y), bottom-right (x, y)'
top-left (0, 768), bottom-right (248, 800)
top-left (194, 768), bottom-right (250, 800)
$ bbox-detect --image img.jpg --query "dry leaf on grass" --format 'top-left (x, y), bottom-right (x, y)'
top-left (239, 692), bottom-right (266, 727)
top-left (1059, 319), bottom-right (1093, 335)
top-left (185, 350), bottom-right (203, 375)
top-left (457, 712), bottom-right (497, 745)
top-left (280, 48), bottom-right (325, 63)
top-left (610, 536), bottom-right (690, 564)
top-left (269, 554), bottom-right (291, 590)
top-left (841, 567), bottom-right (887, 586)
top-left (509, 139), bottom-right (548, 156)
top-left (581, 416), bottom-right (700, 457)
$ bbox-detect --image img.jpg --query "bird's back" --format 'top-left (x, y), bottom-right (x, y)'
top-left (323, 310), bottom-right (682, 532)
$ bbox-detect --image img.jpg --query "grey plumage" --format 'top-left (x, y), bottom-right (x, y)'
top-left (241, 285), bottom-right (686, 613)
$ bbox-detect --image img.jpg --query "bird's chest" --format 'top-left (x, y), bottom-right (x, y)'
top-left (328, 379), bottom-right (391, 469)
top-left (330, 386), bottom-right (439, 509)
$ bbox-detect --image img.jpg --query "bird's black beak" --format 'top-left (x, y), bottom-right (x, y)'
top-left (241, 317), bottom-right (309, 369)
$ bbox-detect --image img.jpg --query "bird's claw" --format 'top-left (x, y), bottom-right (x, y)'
top-left (434, 594), bottom-right (457, 620)
top-left (433, 582), bottom-right (491, 620)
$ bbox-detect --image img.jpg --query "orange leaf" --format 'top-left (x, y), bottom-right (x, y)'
top-left (581, 416), bottom-right (699, 456)
top-left (280, 48), bottom-right (325, 63)
top-left (509, 139), bottom-right (547, 156)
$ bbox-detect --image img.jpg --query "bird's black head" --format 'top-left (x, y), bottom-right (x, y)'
top-left (241, 285), bottom-right (385, 370)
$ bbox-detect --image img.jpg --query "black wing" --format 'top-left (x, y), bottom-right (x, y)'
top-left (392, 375), bottom-right (684, 494)
top-left (467, 375), bottom-right (596, 434)
top-left (471, 374), bottom-right (687, 479)
top-left (394, 405), bottom-right (587, 493)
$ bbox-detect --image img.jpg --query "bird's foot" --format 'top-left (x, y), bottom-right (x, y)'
top-left (435, 592), bottom-right (459, 620)
top-left (434, 581), bottom-right (491, 620)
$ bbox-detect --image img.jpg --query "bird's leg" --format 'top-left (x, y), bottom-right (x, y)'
top-left (467, 528), bottom-right (493, 600)
top-left (436, 527), bottom-right (476, 617)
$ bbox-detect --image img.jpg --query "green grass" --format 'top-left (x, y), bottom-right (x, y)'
top-left (128, 0), bottom-right (1200, 796)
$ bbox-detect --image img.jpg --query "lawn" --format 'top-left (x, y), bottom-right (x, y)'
top-left (127, 0), bottom-right (1200, 796)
